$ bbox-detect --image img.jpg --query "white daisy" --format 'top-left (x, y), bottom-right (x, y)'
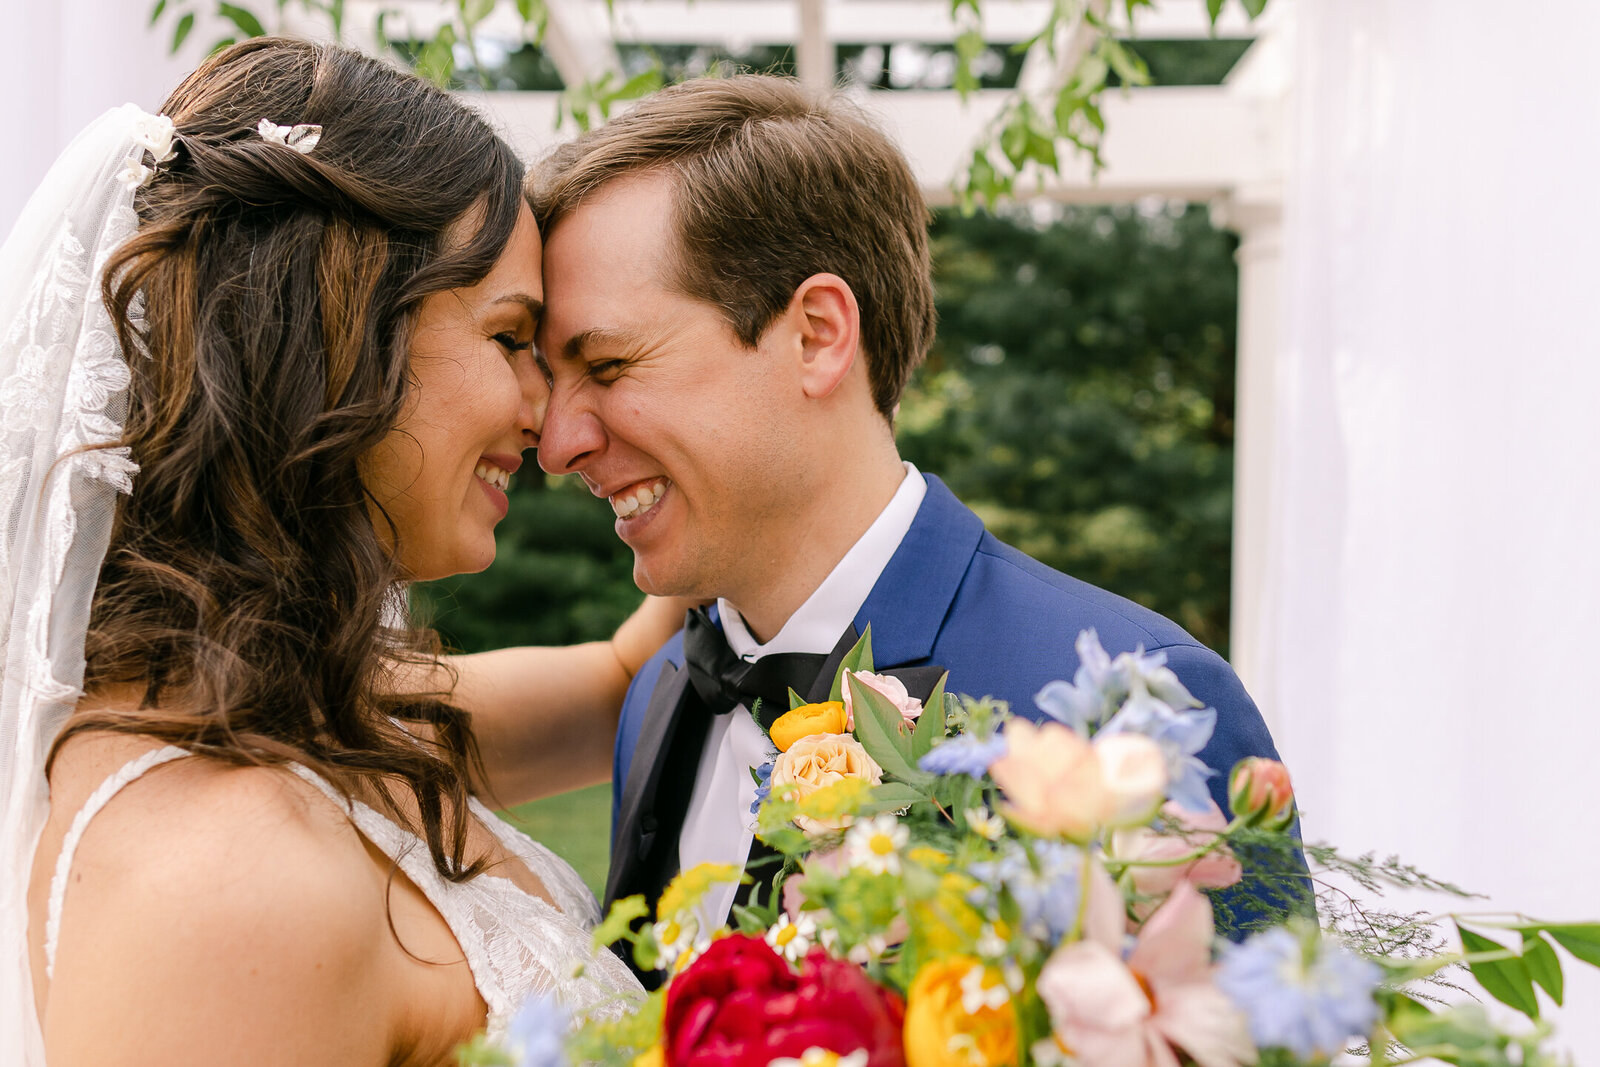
top-left (768, 1049), bottom-right (870, 1067)
top-left (844, 813), bottom-right (909, 875)
top-left (764, 913), bottom-right (819, 962)
top-left (959, 963), bottom-right (1010, 1014)
top-left (963, 807), bottom-right (1006, 841)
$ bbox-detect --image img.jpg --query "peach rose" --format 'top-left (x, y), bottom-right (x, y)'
top-left (771, 733), bottom-right (884, 834)
top-left (1228, 757), bottom-right (1295, 830)
top-left (989, 720), bottom-right (1167, 841)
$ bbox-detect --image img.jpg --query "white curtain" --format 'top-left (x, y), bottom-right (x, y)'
top-left (1258, 0), bottom-right (1600, 1056)
top-left (0, 0), bottom-right (206, 235)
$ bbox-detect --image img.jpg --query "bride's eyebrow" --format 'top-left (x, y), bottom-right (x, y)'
top-left (492, 294), bottom-right (544, 327)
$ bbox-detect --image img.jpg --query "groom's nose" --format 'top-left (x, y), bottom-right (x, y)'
top-left (536, 387), bottom-right (605, 476)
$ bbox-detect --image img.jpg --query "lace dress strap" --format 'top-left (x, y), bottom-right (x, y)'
top-left (44, 745), bottom-right (192, 978)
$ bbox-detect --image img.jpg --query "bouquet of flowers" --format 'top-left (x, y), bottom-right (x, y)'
top-left (468, 629), bottom-right (1600, 1067)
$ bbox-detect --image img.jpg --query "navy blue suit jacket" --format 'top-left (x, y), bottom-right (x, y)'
top-left (606, 475), bottom-right (1287, 910)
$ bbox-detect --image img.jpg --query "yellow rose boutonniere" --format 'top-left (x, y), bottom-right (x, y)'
top-left (769, 700), bottom-right (849, 752)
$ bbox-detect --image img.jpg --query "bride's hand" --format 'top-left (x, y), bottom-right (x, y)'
top-left (610, 595), bottom-right (703, 679)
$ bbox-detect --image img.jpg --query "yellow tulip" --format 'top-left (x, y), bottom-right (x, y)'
top-left (769, 701), bottom-right (850, 752)
top-left (904, 957), bottom-right (1018, 1067)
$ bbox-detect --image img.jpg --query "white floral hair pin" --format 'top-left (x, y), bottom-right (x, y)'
top-left (256, 118), bottom-right (322, 155)
top-left (118, 112), bottom-right (178, 191)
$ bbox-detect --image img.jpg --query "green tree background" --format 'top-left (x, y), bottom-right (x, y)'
top-left (418, 201), bottom-right (1241, 892)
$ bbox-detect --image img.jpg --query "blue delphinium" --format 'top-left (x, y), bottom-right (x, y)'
top-left (1034, 629), bottom-right (1121, 731)
top-left (505, 993), bottom-right (569, 1067)
top-left (749, 760), bottom-right (774, 815)
top-left (918, 731), bottom-right (1009, 777)
top-left (1215, 926), bottom-right (1382, 1058)
top-left (1034, 630), bottom-right (1205, 734)
top-left (968, 840), bottom-right (1084, 943)
top-left (1100, 694), bottom-right (1217, 813)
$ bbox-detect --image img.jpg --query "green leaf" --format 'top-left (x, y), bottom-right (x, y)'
top-left (516, 0), bottom-right (535, 18)
top-left (1241, 0), bottom-right (1269, 17)
top-left (172, 11), bottom-right (195, 52)
top-left (591, 894), bottom-right (649, 950)
top-left (911, 672), bottom-right (948, 760)
top-left (459, 0), bottom-right (496, 28)
top-left (1522, 931), bottom-right (1564, 1006)
top-left (1029, 130), bottom-right (1060, 172)
top-left (828, 626), bottom-right (874, 703)
top-left (615, 66), bottom-right (663, 99)
top-left (217, 2), bottom-right (266, 38)
top-left (415, 23), bottom-right (458, 87)
top-left (1456, 923), bottom-right (1539, 1020)
top-left (729, 904), bottom-right (772, 935)
top-left (788, 687), bottom-right (807, 711)
top-left (1000, 113), bottom-right (1031, 169)
top-left (862, 782), bottom-right (927, 815)
top-left (1068, 53), bottom-right (1109, 95)
top-left (847, 673), bottom-right (931, 788)
top-left (1539, 923), bottom-right (1600, 968)
top-left (150, 0), bottom-right (169, 26)
top-left (1205, 0), bottom-right (1225, 23)
top-left (1104, 40), bottom-right (1150, 87)
top-left (208, 36), bottom-right (237, 54)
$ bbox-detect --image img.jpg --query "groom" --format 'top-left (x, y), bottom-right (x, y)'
top-left (527, 76), bottom-right (1290, 940)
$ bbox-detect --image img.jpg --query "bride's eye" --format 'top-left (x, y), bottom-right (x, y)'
top-left (494, 332), bottom-right (533, 357)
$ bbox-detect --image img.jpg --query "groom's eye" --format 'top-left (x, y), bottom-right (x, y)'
top-left (587, 359), bottom-right (626, 381)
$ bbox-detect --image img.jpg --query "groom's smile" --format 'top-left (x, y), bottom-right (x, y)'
top-left (605, 477), bottom-right (669, 521)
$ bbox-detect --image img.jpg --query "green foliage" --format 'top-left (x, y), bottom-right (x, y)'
top-left (828, 626), bottom-right (874, 703)
top-left (846, 672), bottom-right (933, 789)
top-left (900, 202), bottom-right (1240, 653)
top-left (956, 0), bottom-right (1274, 210)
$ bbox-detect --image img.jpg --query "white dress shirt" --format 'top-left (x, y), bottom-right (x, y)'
top-left (677, 463), bottom-right (927, 928)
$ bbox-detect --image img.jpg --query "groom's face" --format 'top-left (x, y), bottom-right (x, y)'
top-left (535, 173), bottom-right (808, 601)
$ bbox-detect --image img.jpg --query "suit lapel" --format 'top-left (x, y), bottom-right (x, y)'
top-left (855, 475), bottom-right (986, 668)
top-left (604, 661), bottom-right (692, 910)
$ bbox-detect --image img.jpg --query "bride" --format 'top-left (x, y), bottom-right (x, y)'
top-left (3, 37), bottom-right (675, 1065)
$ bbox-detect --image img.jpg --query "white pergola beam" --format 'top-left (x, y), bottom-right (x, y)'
top-left (343, 0), bottom-right (1256, 51)
top-left (470, 83), bottom-right (1276, 201)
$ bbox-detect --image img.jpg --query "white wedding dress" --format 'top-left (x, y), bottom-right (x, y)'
top-left (41, 746), bottom-right (644, 1042)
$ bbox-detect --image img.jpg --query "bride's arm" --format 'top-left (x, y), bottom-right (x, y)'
top-left (421, 595), bottom-right (693, 807)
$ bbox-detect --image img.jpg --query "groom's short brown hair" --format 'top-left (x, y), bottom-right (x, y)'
top-left (527, 75), bottom-right (935, 418)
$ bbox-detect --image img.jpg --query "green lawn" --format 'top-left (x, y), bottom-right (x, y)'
top-left (498, 783), bottom-right (613, 898)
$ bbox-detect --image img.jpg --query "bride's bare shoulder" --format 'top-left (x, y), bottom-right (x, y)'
top-left (42, 735), bottom-right (400, 1064)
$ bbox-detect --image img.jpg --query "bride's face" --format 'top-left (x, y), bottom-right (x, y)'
top-left (363, 203), bottom-right (546, 581)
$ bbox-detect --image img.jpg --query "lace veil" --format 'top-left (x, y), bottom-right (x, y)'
top-left (0, 104), bottom-right (150, 1065)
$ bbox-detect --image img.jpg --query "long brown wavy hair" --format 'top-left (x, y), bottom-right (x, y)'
top-left (48, 37), bottom-right (525, 882)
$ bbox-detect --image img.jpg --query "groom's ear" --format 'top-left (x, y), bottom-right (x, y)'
top-left (790, 273), bottom-right (861, 401)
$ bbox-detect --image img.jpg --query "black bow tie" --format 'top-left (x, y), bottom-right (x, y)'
top-left (681, 607), bottom-right (831, 729)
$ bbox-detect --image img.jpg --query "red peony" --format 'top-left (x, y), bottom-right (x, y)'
top-left (664, 934), bottom-right (905, 1067)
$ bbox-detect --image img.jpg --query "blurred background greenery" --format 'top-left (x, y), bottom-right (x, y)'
top-left (418, 200), bottom-right (1240, 894)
